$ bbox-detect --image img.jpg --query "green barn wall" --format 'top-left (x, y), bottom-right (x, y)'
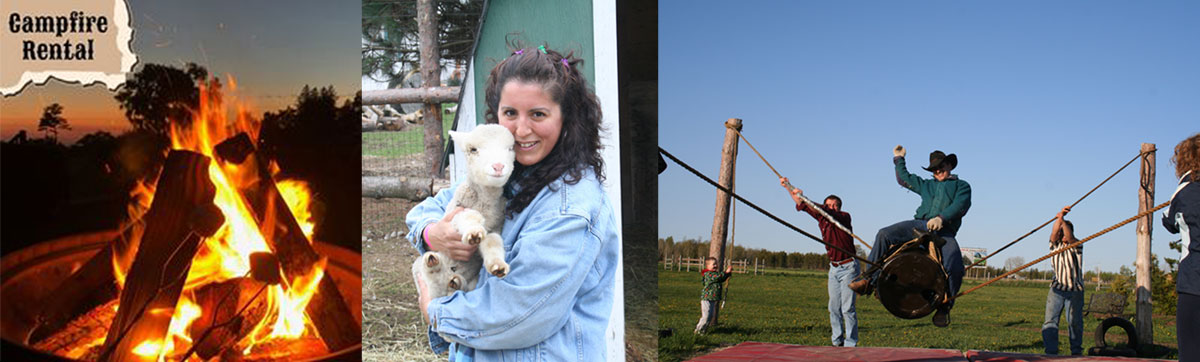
top-left (472, 0), bottom-right (595, 124)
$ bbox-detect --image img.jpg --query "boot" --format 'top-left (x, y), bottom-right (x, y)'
top-left (932, 306), bottom-right (951, 327)
top-left (848, 278), bottom-right (873, 295)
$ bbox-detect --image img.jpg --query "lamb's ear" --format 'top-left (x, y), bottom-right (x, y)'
top-left (447, 130), bottom-right (465, 143)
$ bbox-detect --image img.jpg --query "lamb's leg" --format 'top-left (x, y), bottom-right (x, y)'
top-left (480, 232), bottom-right (509, 278)
top-left (451, 208), bottom-right (487, 246)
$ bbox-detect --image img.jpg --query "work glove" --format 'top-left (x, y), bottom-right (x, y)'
top-left (893, 145), bottom-right (906, 158)
top-left (927, 216), bottom-right (944, 231)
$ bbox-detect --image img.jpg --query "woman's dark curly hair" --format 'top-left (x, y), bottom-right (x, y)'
top-left (484, 42), bottom-right (605, 217)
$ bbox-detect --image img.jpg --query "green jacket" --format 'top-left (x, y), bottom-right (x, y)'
top-left (700, 269), bottom-right (731, 301)
top-left (894, 156), bottom-right (972, 236)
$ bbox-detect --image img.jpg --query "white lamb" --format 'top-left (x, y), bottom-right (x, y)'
top-left (412, 124), bottom-right (514, 299)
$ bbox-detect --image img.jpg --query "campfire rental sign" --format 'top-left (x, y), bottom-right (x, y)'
top-left (1, 0), bottom-right (137, 96)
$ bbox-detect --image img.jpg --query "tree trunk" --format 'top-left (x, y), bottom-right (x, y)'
top-left (418, 0), bottom-right (444, 178)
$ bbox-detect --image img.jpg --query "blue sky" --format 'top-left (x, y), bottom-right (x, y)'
top-left (658, 1), bottom-right (1199, 273)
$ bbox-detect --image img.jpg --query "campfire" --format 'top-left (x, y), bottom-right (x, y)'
top-left (10, 78), bottom-right (360, 361)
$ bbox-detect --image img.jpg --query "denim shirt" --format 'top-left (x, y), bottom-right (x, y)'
top-left (405, 170), bottom-right (619, 361)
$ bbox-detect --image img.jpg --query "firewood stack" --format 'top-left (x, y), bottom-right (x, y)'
top-left (26, 132), bottom-right (360, 361)
top-left (214, 133), bottom-right (361, 352)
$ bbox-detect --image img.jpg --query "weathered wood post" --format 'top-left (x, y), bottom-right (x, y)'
top-left (707, 118), bottom-right (741, 324)
top-left (1135, 143), bottom-right (1156, 347)
top-left (418, 0), bottom-right (444, 177)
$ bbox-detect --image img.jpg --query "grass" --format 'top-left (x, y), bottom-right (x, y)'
top-left (362, 106), bottom-right (456, 158)
top-left (658, 268), bottom-right (1178, 361)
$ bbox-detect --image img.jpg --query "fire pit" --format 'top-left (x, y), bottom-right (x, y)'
top-left (0, 231), bottom-right (362, 361)
top-left (1, 80), bottom-right (360, 361)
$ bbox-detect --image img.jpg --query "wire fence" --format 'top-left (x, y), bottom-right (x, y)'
top-left (361, 104), bottom-right (456, 240)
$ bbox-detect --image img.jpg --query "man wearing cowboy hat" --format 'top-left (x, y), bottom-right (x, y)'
top-left (848, 145), bottom-right (971, 328)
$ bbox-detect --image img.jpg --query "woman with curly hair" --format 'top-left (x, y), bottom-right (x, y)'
top-left (1164, 133), bottom-right (1200, 362)
top-left (405, 42), bottom-right (619, 361)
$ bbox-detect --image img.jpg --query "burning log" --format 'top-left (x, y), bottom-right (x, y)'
top-left (186, 277), bottom-right (270, 360)
top-left (32, 300), bottom-right (118, 360)
top-left (100, 150), bottom-right (224, 362)
top-left (214, 133), bottom-right (360, 351)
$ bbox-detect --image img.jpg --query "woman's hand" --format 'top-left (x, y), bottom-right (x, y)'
top-left (424, 207), bottom-right (479, 261)
top-left (416, 272), bottom-right (432, 323)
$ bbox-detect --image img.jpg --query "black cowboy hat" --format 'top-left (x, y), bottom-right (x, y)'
top-left (922, 150), bottom-right (958, 172)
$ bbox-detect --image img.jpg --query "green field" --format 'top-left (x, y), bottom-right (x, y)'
top-left (362, 105), bottom-right (456, 157)
top-left (658, 268), bottom-right (1178, 361)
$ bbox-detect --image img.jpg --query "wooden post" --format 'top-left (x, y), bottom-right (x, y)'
top-left (707, 118), bottom-right (741, 325)
top-left (418, 0), bottom-right (445, 178)
top-left (1135, 143), bottom-right (1156, 347)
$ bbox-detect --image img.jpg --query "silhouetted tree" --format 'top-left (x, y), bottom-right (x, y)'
top-left (37, 103), bottom-right (70, 141)
top-left (114, 63), bottom-right (208, 136)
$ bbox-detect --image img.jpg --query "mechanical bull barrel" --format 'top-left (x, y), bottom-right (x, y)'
top-left (874, 229), bottom-right (950, 319)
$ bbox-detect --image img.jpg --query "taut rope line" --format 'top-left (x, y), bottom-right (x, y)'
top-left (964, 150), bottom-right (1149, 271)
top-left (725, 124), bottom-right (873, 251)
top-left (951, 200), bottom-right (1170, 301)
top-left (660, 147), bottom-right (880, 268)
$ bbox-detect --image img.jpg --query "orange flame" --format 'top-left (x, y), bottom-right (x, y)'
top-left (108, 75), bottom-right (325, 360)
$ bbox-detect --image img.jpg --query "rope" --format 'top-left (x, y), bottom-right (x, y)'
top-left (964, 150), bottom-right (1149, 271)
top-left (660, 147), bottom-right (880, 268)
top-left (951, 200), bottom-right (1170, 301)
top-left (725, 124), bottom-right (873, 251)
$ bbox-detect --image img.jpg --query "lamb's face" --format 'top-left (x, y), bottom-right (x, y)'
top-left (451, 124), bottom-right (516, 187)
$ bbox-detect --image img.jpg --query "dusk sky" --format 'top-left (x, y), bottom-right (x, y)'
top-left (1, 0), bottom-right (360, 143)
top-left (659, 1), bottom-right (1199, 273)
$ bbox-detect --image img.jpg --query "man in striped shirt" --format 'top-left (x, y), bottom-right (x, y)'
top-left (1042, 206), bottom-right (1084, 356)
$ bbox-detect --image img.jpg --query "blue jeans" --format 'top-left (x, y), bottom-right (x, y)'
top-left (865, 219), bottom-right (964, 308)
top-left (1042, 288), bottom-right (1084, 355)
top-left (829, 261), bottom-right (860, 346)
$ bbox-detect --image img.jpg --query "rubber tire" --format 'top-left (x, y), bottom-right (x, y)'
top-left (1094, 317), bottom-right (1139, 351)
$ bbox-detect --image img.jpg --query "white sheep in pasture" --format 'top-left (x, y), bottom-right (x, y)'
top-left (412, 124), bottom-right (514, 299)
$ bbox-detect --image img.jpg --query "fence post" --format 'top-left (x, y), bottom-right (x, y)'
top-left (1135, 143), bottom-right (1156, 346)
top-left (417, 0), bottom-right (445, 178)
top-left (707, 119), bottom-right (741, 325)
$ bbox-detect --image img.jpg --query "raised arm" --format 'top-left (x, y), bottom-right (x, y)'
top-left (426, 213), bottom-right (612, 349)
top-left (1050, 206), bottom-right (1071, 243)
top-left (893, 146), bottom-right (925, 192)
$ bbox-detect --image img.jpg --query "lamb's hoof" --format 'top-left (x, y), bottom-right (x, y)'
top-left (448, 275), bottom-right (462, 290)
top-left (487, 260), bottom-right (510, 278)
top-left (462, 227), bottom-right (486, 246)
top-left (424, 253), bottom-right (439, 268)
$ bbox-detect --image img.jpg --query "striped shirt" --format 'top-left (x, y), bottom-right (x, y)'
top-left (1050, 222), bottom-right (1084, 291)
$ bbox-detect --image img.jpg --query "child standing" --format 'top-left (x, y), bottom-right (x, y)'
top-left (695, 257), bottom-right (733, 334)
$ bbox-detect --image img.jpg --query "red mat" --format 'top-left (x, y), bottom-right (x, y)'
top-left (965, 350), bottom-right (1174, 362)
top-left (687, 342), bottom-right (968, 362)
top-left (685, 343), bottom-right (1178, 362)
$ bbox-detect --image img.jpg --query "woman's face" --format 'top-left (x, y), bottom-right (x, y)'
top-left (498, 80), bottom-right (562, 166)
